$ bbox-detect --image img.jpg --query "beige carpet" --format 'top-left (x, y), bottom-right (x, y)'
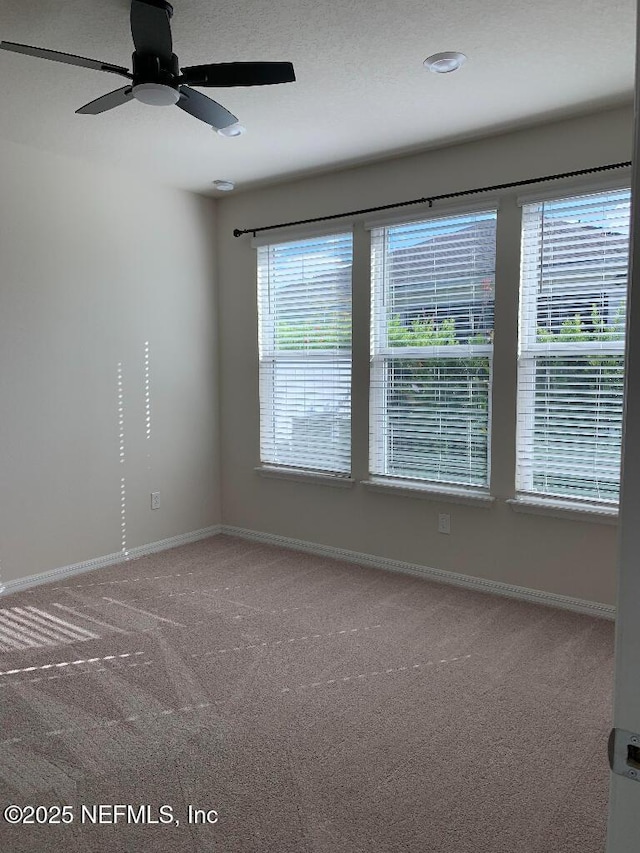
top-left (0, 535), bottom-right (614, 852)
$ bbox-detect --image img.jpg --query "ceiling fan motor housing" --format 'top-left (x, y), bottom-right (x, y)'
top-left (143, 0), bottom-right (173, 15)
top-left (131, 51), bottom-right (180, 105)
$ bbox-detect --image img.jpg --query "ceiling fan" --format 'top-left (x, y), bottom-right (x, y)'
top-left (0, 0), bottom-right (295, 132)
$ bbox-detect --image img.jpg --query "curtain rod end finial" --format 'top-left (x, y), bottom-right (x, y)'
top-left (233, 229), bottom-right (243, 238)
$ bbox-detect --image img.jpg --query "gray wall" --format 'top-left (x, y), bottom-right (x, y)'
top-left (216, 104), bottom-right (635, 607)
top-left (0, 138), bottom-right (220, 586)
top-left (1, 105), bottom-right (632, 605)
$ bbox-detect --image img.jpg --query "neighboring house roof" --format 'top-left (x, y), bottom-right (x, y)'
top-left (387, 219), bottom-right (628, 299)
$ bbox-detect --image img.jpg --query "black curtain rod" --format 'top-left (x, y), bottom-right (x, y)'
top-left (232, 160), bottom-right (632, 238)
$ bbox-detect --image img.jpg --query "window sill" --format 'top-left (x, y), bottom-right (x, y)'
top-left (506, 497), bottom-right (618, 525)
top-left (362, 478), bottom-right (495, 507)
top-left (255, 466), bottom-right (355, 488)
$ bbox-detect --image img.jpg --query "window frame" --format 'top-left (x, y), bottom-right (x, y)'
top-left (515, 185), bottom-right (631, 507)
top-left (256, 229), bottom-right (354, 478)
top-left (368, 205), bottom-right (499, 492)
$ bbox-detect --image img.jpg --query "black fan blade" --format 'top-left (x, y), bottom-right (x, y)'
top-left (76, 86), bottom-right (134, 115)
top-left (180, 61), bottom-right (295, 88)
top-left (177, 86), bottom-right (237, 129)
top-left (0, 41), bottom-right (131, 78)
top-left (130, 0), bottom-right (173, 61)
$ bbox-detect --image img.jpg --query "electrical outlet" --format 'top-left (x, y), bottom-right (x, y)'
top-left (151, 491), bottom-right (160, 510)
top-left (438, 513), bottom-right (451, 534)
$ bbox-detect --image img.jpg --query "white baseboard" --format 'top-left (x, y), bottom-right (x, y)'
top-left (1, 522), bottom-right (615, 621)
top-left (1, 525), bottom-right (222, 596)
top-left (221, 525), bottom-right (616, 620)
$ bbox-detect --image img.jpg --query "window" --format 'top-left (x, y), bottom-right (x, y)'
top-left (257, 232), bottom-right (353, 475)
top-left (370, 209), bottom-right (497, 488)
top-left (517, 187), bottom-right (631, 504)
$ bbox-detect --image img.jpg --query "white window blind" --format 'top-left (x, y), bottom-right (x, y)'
top-left (517, 188), bottom-right (631, 504)
top-left (370, 209), bottom-right (497, 488)
top-left (257, 232), bottom-right (353, 475)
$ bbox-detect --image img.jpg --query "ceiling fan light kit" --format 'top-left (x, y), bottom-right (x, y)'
top-left (0, 0), bottom-right (295, 131)
top-left (132, 82), bottom-right (179, 106)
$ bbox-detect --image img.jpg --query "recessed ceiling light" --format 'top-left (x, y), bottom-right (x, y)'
top-left (423, 51), bottom-right (467, 74)
top-left (213, 180), bottom-right (235, 192)
top-left (216, 123), bottom-right (247, 137)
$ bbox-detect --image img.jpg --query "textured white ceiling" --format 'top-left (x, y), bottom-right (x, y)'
top-left (0, 0), bottom-right (635, 195)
